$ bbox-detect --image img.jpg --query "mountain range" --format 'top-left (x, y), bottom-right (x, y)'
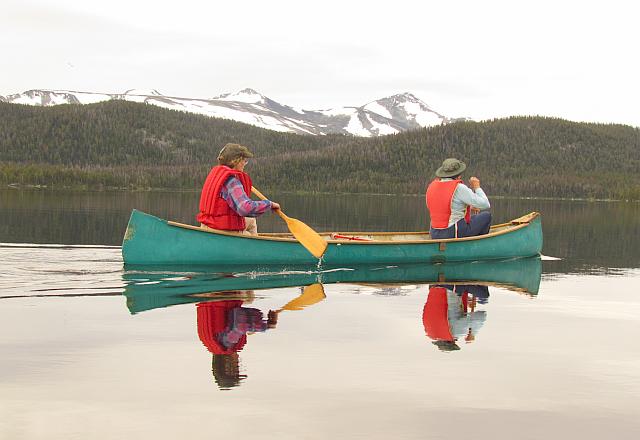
top-left (0, 88), bottom-right (463, 137)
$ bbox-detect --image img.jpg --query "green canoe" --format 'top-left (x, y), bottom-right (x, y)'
top-left (123, 256), bottom-right (542, 313)
top-left (122, 209), bottom-right (542, 266)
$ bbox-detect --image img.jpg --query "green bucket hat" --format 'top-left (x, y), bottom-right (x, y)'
top-left (217, 143), bottom-right (254, 166)
top-left (435, 158), bottom-right (466, 178)
top-left (432, 340), bottom-right (461, 351)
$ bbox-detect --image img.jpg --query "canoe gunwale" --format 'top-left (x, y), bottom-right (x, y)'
top-left (351, 280), bottom-right (535, 296)
top-left (166, 212), bottom-right (540, 246)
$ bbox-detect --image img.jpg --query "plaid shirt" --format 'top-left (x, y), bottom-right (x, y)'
top-left (221, 176), bottom-right (272, 217)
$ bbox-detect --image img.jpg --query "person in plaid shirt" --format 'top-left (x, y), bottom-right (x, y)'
top-left (197, 143), bottom-right (280, 235)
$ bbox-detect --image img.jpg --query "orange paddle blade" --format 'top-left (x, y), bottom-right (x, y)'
top-left (281, 283), bottom-right (326, 311)
top-left (252, 187), bottom-right (328, 259)
top-left (279, 211), bottom-right (328, 259)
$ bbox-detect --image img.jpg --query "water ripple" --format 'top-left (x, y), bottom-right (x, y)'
top-left (0, 246), bottom-right (125, 299)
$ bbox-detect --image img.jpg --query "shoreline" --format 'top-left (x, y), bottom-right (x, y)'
top-left (2, 184), bottom-right (637, 203)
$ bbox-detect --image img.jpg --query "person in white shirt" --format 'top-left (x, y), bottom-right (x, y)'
top-left (426, 158), bottom-right (491, 239)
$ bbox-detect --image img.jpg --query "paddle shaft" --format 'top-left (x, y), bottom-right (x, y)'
top-left (251, 187), bottom-right (287, 220)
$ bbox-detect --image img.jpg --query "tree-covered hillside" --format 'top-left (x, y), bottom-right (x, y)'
top-left (252, 117), bottom-right (640, 200)
top-left (1, 101), bottom-right (638, 200)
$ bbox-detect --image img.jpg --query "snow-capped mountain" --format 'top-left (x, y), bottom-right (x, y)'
top-left (0, 88), bottom-right (462, 137)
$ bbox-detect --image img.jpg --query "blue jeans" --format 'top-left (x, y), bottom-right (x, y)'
top-left (430, 211), bottom-right (492, 239)
top-left (437, 284), bottom-right (490, 303)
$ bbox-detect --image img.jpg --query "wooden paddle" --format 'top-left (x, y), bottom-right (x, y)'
top-left (268, 283), bottom-right (326, 327)
top-left (279, 283), bottom-right (326, 311)
top-left (251, 187), bottom-right (328, 259)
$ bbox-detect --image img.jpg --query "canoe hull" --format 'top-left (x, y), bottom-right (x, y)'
top-left (122, 210), bottom-right (542, 266)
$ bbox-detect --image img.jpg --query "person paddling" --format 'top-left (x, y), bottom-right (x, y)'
top-left (426, 158), bottom-right (491, 239)
top-left (197, 143), bottom-right (280, 235)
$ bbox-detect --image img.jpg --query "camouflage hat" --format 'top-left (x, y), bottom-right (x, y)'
top-left (435, 158), bottom-right (466, 178)
top-left (217, 143), bottom-right (254, 165)
top-left (432, 340), bottom-right (461, 352)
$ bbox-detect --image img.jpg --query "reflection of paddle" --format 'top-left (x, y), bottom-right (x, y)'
top-left (251, 186), bottom-right (328, 259)
top-left (280, 283), bottom-right (326, 311)
top-left (268, 283), bottom-right (326, 328)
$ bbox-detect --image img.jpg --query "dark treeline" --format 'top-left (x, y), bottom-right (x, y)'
top-left (1, 101), bottom-right (638, 199)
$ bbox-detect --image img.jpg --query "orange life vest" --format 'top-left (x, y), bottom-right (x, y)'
top-left (422, 286), bottom-right (454, 341)
top-left (425, 178), bottom-right (470, 229)
top-left (197, 165), bottom-right (252, 230)
top-left (196, 301), bottom-right (247, 355)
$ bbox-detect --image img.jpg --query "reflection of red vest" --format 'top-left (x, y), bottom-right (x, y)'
top-left (197, 301), bottom-right (247, 355)
top-left (197, 165), bottom-right (252, 230)
top-left (422, 287), bottom-right (454, 341)
top-left (426, 179), bottom-right (470, 228)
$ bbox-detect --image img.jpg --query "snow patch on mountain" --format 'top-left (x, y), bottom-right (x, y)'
top-left (315, 107), bottom-right (353, 118)
top-left (214, 88), bottom-right (266, 104)
top-left (124, 89), bottom-right (162, 96)
top-left (363, 101), bottom-right (393, 119)
top-left (367, 115), bottom-right (399, 136)
top-left (400, 99), bottom-right (443, 126)
top-left (6, 90), bottom-right (79, 106)
top-left (343, 111), bottom-right (367, 137)
top-left (72, 92), bottom-right (113, 105)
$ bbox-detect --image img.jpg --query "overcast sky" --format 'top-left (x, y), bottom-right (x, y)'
top-left (2, 0), bottom-right (639, 126)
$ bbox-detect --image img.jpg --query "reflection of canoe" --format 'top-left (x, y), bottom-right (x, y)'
top-left (122, 210), bottom-right (542, 265)
top-left (123, 256), bottom-right (541, 313)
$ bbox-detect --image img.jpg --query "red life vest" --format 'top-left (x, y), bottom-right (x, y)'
top-left (422, 286), bottom-right (454, 341)
top-left (196, 301), bottom-right (247, 355)
top-left (197, 165), bottom-right (253, 230)
top-left (425, 178), bottom-right (470, 229)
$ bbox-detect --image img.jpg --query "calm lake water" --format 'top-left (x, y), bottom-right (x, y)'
top-left (1, 189), bottom-right (639, 439)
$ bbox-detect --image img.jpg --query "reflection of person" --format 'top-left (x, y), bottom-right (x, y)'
top-left (195, 285), bottom-right (324, 389)
top-left (422, 284), bottom-right (488, 351)
top-left (426, 158), bottom-right (491, 239)
top-left (196, 297), bottom-right (277, 390)
top-left (196, 143), bottom-right (280, 236)
top-left (211, 352), bottom-right (246, 390)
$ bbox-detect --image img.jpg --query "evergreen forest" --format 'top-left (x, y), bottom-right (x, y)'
top-left (1, 101), bottom-right (638, 200)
